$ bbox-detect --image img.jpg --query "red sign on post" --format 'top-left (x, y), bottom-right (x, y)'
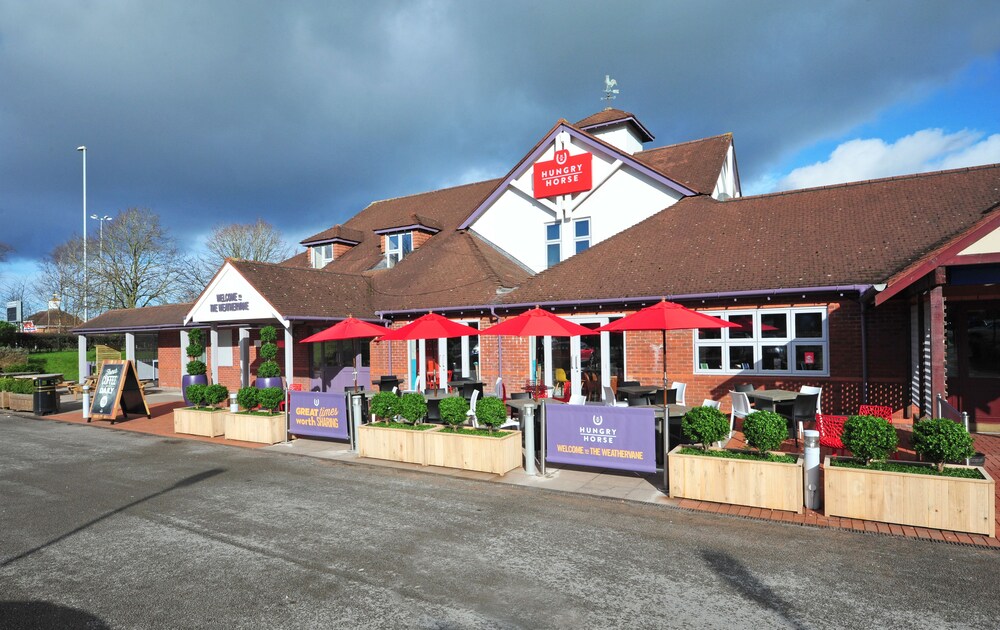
top-left (533, 150), bottom-right (592, 198)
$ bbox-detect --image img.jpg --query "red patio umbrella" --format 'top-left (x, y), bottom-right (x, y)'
top-left (480, 307), bottom-right (598, 399)
top-left (596, 300), bottom-right (738, 489)
top-left (378, 313), bottom-right (480, 390)
top-left (300, 317), bottom-right (390, 390)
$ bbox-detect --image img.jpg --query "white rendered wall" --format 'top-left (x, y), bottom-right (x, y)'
top-left (958, 226), bottom-right (1000, 256)
top-left (712, 144), bottom-right (740, 200)
top-left (470, 134), bottom-right (682, 273)
top-left (590, 126), bottom-right (644, 154)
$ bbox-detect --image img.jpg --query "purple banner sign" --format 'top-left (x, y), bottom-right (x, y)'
top-left (288, 391), bottom-right (349, 440)
top-left (546, 404), bottom-right (656, 473)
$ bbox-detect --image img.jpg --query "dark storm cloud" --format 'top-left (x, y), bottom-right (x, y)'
top-left (1, 0), bottom-right (998, 263)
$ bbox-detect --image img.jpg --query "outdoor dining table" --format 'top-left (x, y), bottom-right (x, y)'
top-left (750, 389), bottom-right (799, 411)
top-left (617, 385), bottom-right (676, 404)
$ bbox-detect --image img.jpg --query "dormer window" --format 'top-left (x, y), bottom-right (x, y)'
top-left (313, 244), bottom-right (334, 268)
top-left (386, 231), bottom-right (413, 268)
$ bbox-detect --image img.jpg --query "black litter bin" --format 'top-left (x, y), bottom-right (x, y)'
top-left (33, 375), bottom-right (61, 416)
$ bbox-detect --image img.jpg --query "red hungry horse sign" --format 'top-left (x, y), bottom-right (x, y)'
top-left (533, 149), bottom-right (592, 198)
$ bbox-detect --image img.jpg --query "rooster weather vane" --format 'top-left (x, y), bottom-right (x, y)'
top-left (602, 75), bottom-right (619, 107)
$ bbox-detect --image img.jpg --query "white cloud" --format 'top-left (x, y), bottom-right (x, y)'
top-left (774, 129), bottom-right (1000, 192)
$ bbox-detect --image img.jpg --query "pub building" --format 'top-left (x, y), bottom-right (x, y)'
top-left (74, 107), bottom-right (1000, 429)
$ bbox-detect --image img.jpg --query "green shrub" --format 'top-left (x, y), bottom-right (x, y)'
top-left (204, 384), bottom-right (229, 407)
top-left (370, 391), bottom-right (400, 421)
top-left (0, 346), bottom-right (29, 369)
top-left (236, 386), bottom-right (259, 411)
top-left (186, 360), bottom-right (207, 377)
top-left (4, 363), bottom-right (34, 373)
top-left (439, 396), bottom-right (470, 429)
top-left (257, 386), bottom-right (284, 412)
top-left (681, 406), bottom-right (731, 450)
top-left (742, 410), bottom-right (788, 455)
top-left (475, 396), bottom-right (508, 432)
top-left (912, 417), bottom-right (976, 472)
top-left (398, 392), bottom-right (427, 424)
top-left (257, 325), bottom-right (281, 379)
top-left (11, 378), bottom-right (34, 394)
top-left (186, 329), bottom-right (205, 376)
top-left (185, 383), bottom-right (207, 407)
top-left (841, 415), bottom-right (897, 464)
top-left (0, 377), bottom-right (13, 392)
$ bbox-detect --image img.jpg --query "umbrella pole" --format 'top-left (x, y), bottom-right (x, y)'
top-left (663, 329), bottom-right (670, 493)
top-left (353, 339), bottom-right (359, 392)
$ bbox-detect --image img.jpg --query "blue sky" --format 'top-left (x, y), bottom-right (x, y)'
top-left (1, 1), bottom-right (999, 302)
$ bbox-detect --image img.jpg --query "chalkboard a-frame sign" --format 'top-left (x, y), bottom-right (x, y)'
top-left (89, 360), bottom-right (151, 423)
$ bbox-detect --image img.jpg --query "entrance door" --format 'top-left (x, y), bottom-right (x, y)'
top-left (947, 301), bottom-right (1000, 425)
top-left (134, 334), bottom-right (158, 382)
top-left (529, 317), bottom-right (625, 401)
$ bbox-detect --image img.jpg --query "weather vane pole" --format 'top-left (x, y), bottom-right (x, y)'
top-left (602, 75), bottom-right (619, 109)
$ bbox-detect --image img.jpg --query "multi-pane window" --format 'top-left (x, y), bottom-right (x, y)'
top-left (313, 244), bottom-right (334, 268)
top-left (546, 223), bottom-right (561, 268)
top-left (694, 308), bottom-right (828, 375)
top-left (386, 232), bottom-right (413, 268)
top-left (574, 218), bottom-right (591, 254)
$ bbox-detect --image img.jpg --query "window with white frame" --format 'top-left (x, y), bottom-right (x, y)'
top-left (313, 244), bottom-right (334, 268)
top-left (574, 218), bottom-right (591, 254)
top-left (386, 232), bottom-right (413, 268)
top-left (694, 308), bottom-right (828, 375)
top-left (545, 223), bottom-right (561, 268)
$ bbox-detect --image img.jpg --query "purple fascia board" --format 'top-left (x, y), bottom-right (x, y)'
top-left (376, 284), bottom-right (873, 318)
top-left (286, 315), bottom-right (383, 323)
top-left (72, 322), bottom-right (193, 335)
top-left (373, 224), bottom-right (441, 236)
top-left (458, 123), bottom-right (697, 231)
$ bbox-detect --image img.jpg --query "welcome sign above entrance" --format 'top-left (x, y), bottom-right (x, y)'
top-left (186, 262), bottom-right (278, 324)
top-left (533, 149), bottom-right (592, 198)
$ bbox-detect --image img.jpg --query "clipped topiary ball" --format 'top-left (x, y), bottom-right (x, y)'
top-left (370, 391), bottom-right (400, 421)
top-left (742, 410), bottom-right (788, 455)
top-left (681, 406), bottom-right (730, 450)
top-left (438, 396), bottom-right (470, 429)
top-left (398, 392), bottom-right (428, 424)
top-left (236, 386), bottom-right (259, 411)
top-left (912, 417), bottom-right (976, 472)
top-left (186, 383), bottom-right (207, 407)
top-left (475, 396), bottom-right (509, 431)
top-left (842, 415), bottom-right (898, 464)
top-left (204, 384), bottom-right (229, 407)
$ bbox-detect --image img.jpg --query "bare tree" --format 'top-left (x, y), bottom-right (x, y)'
top-left (0, 242), bottom-right (10, 262)
top-left (91, 208), bottom-right (188, 309)
top-left (36, 239), bottom-right (86, 320)
top-left (183, 219), bottom-right (292, 294)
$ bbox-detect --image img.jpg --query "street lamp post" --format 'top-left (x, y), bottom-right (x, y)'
top-left (77, 146), bottom-right (87, 323)
top-left (89, 214), bottom-right (112, 258)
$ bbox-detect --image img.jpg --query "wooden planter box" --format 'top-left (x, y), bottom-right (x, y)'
top-left (8, 392), bottom-right (34, 413)
top-left (0, 391), bottom-right (8, 409)
top-left (358, 423), bottom-right (441, 465)
top-left (824, 456), bottom-right (996, 537)
top-left (224, 412), bottom-right (286, 444)
top-left (173, 408), bottom-right (227, 437)
top-left (424, 429), bottom-right (522, 475)
top-left (668, 445), bottom-right (804, 513)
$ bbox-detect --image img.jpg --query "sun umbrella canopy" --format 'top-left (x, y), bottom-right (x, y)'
top-left (378, 313), bottom-right (481, 341)
top-left (479, 307), bottom-right (599, 338)
top-left (596, 300), bottom-right (739, 333)
top-left (299, 317), bottom-right (390, 344)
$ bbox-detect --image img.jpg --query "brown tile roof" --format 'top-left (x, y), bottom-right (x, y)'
top-left (574, 108), bottom-right (654, 142)
top-left (501, 163), bottom-right (1000, 304)
top-left (308, 179), bottom-right (502, 274)
top-left (25, 309), bottom-right (83, 328)
top-left (634, 134), bottom-right (732, 195)
top-left (280, 250), bottom-right (311, 269)
top-left (228, 260), bottom-right (375, 319)
top-left (300, 225), bottom-right (365, 246)
top-left (74, 303), bottom-right (195, 333)
top-left (369, 231), bottom-right (530, 312)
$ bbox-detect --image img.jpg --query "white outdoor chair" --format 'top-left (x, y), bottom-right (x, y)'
top-left (671, 382), bottom-right (687, 406)
top-left (568, 394), bottom-right (586, 406)
top-left (497, 393), bottom-right (520, 430)
top-left (728, 391), bottom-right (752, 441)
top-left (702, 399), bottom-right (721, 409)
top-left (603, 386), bottom-right (628, 407)
top-left (494, 377), bottom-right (504, 399)
top-left (800, 385), bottom-right (822, 414)
top-left (466, 389), bottom-right (480, 427)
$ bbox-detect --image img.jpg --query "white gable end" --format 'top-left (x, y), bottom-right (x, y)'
top-left (185, 262), bottom-right (282, 325)
top-left (469, 128), bottom-right (687, 273)
top-left (959, 226), bottom-right (1000, 256)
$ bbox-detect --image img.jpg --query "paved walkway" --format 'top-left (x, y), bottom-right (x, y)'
top-left (20, 390), bottom-right (1000, 550)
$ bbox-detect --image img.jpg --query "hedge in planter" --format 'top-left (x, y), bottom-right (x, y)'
top-left (475, 396), bottom-right (508, 433)
top-left (398, 392), bottom-right (428, 425)
top-left (912, 417), bottom-right (976, 472)
top-left (438, 396), bottom-right (470, 430)
top-left (370, 391), bottom-right (400, 422)
top-left (742, 410), bottom-right (789, 459)
top-left (841, 414), bottom-right (897, 464)
top-left (681, 406), bottom-right (730, 450)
